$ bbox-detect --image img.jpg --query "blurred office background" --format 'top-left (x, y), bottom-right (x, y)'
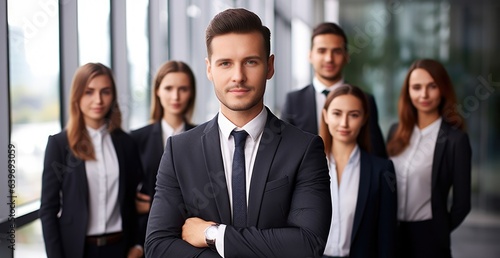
top-left (0, 0), bottom-right (498, 257)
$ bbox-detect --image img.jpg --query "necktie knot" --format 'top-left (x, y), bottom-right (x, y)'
top-left (231, 130), bottom-right (248, 148)
top-left (322, 89), bottom-right (330, 97)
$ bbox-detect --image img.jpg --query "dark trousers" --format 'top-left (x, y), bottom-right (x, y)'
top-left (397, 220), bottom-right (451, 258)
top-left (84, 239), bottom-right (126, 258)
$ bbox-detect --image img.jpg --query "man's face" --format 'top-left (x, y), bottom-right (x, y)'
top-left (206, 31), bottom-right (274, 117)
top-left (309, 34), bottom-right (349, 86)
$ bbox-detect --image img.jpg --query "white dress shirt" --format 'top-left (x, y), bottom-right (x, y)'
top-left (161, 119), bottom-right (185, 148)
top-left (312, 77), bottom-right (344, 131)
top-left (391, 117), bottom-right (442, 221)
top-left (324, 145), bottom-right (360, 257)
top-left (85, 125), bottom-right (122, 236)
top-left (214, 107), bottom-right (267, 257)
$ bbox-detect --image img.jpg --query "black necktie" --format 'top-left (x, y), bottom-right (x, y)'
top-left (322, 89), bottom-right (330, 97)
top-left (231, 130), bottom-right (248, 228)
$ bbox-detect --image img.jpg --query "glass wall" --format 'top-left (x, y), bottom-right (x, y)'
top-left (77, 0), bottom-right (111, 66)
top-left (126, 0), bottom-right (150, 129)
top-left (7, 0), bottom-right (61, 256)
top-left (1, 0), bottom-right (499, 257)
top-left (338, 0), bottom-right (500, 214)
top-left (7, 0), bottom-right (61, 208)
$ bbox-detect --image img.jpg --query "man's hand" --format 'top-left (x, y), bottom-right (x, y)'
top-left (135, 192), bottom-right (151, 214)
top-left (182, 217), bottom-right (215, 247)
top-left (127, 245), bottom-right (144, 258)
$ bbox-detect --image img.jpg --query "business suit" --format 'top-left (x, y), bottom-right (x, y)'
top-left (388, 120), bottom-right (471, 257)
top-left (145, 108), bottom-right (332, 258)
top-left (345, 150), bottom-right (397, 258)
top-left (39, 129), bottom-right (142, 258)
top-left (130, 120), bottom-right (195, 245)
top-left (282, 84), bottom-right (388, 158)
top-left (130, 121), bottom-right (196, 197)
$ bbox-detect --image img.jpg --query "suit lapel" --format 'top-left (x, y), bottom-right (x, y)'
top-left (351, 150), bottom-right (371, 243)
top-left (306, 85), bottom-right (318, 133)
top-left (151, 121), bottom-right (165, 163)
top-left (66, 144), bottom-right (89, 212)
top-left (432, 121), bottom-right (448, 190)
top-left (247, 110), bottom-right (282, 226)
top-left (201, 115), bottom-right (232, 224)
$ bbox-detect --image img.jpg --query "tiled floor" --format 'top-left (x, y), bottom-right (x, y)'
top-left (452, 209), bottom-right (500, 258)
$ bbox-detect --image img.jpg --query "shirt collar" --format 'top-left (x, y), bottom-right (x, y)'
top-left (313, 76), bottom-right (345, 93)
top-left (415, 117), bottom-right (443, 136)
top-left (86, 124), bottom-right (108, 137)
top-left (218, 106), bottom-right (267, 142)
top-left (329, 144), bottom-right (360, 166)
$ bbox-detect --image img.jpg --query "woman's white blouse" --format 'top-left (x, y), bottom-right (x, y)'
top-left (85, 125), bottom-right (121, 235)
top-left (324, 145), bottom-right (360, 257)
top-left (391, 117), bottom-right (442, 221)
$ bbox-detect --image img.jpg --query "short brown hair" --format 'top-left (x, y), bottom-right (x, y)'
top-left (205, 8), bottom-right (271, 59)
top-left (311, 22), bottom-right (348, 50)
top-left (150, 60), bottom-right (196, 123)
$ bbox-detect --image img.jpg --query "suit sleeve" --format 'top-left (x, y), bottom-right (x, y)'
top-left (145, 137), bottom-right (220, 258)
top-left (223, 136), bottom-right (332, 258)
top-left (450, 133), bottom-right (472, 231)
top-left (39, 135), bottom-right (65, 258)
top-left (378, 160), bottom-right (397, 258)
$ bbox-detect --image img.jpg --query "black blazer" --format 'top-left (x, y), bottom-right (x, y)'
top-left (39, 129), bottom-right (142, 258)
top-left (130, 121), bottom-right (196, 197)
top-left (282, 84), bottom-right (388, 158)
top-left (145, 108), bottom-right (332, 258)
top-left (130, 120), bottom-right (195, 245)
top-left (387, 120), bottom-right (472, 250)
top-left (346, 150), bottom-right (397, 258)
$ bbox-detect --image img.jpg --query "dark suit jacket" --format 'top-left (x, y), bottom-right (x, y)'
top-left (39, 129), bottom-right (142, 258)
top-left (130, 121), bottom-right (196, 197)
top-left (387, 120), bottom-right (471, 251)
top-left (282, 84), bottom-right (388, 158)
top-left (130, 120), bottom-right (195, 245)
top-left (145, 108), bottom-right (332, 258)
top-left (347, 150), bottom-right (397, 258)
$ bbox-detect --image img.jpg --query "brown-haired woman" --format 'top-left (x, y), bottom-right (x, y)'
top-left (39, 63), bottom-right (143, 258)
top-left (130, 60), bottom-right (196, 243)
top-left (387, 59), bottom-right (472, 258)
top-left (319, 84), bottom-right (397, 258)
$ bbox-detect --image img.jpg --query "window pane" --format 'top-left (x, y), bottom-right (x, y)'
top-left (78, 0), bottom-right (111, 66)
top-left (8, 0), bottom-right (60, 206)
top-left (127, 0), bottom-right (150, 129)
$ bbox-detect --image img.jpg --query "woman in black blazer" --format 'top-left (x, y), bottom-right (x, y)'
top-left (130, 60), bottom-right (197, 242)
top-left (387, 59), bottom-right (472, 258)
top-left (39, 63), bottom-right (143, 258)
top-left (319, 84), bottom-right (397, 258)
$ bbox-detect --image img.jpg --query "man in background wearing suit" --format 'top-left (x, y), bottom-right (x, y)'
top-left (282, 22), bottom-right (388, 158)
top-left (145, 8), bottom-right (332, 258)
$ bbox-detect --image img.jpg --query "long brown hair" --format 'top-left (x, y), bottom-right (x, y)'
top-left (150, 60), bottom-right (196, 123)
top-left (66, 63), bottom-right (122, 160)
top-left (319, 84), bottom-right (371, 156)
top-left (387, 59), bottom-right (465, 156)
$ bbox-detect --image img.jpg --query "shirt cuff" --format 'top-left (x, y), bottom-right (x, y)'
top-left (215, 224), bottom-right (226, 257)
